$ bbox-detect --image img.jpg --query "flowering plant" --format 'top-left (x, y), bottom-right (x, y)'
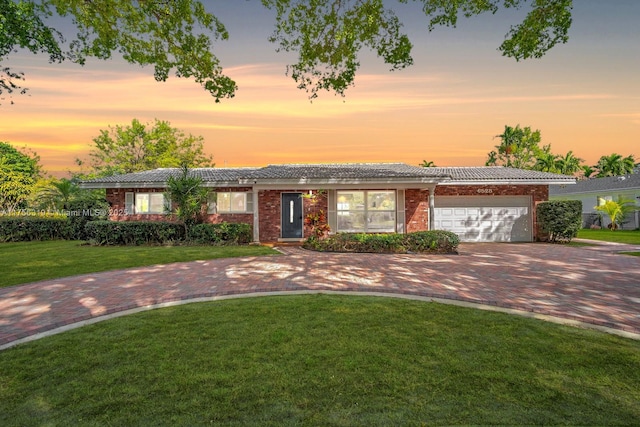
top-left (304, 209), bottom-right (330, 237)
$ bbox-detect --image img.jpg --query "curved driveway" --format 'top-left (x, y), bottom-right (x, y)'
top-left (1, 242), bottom-right (640, 349)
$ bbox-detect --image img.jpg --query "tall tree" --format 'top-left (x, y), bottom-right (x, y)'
top-left (594, 153), bottom-right (636, 177)
top-left (581, 165), bottom-right (595, 179)
top-left (554, 150), bottom-right (583, 175)
top-left (85, 119), bottom-right (214, 176)
top-left (622, 155), bottom-right (636, 175)
top-left (486, 125), bottom-right (542, 169)
top-left (533, 145), bottom-right (559, 173)
top-left (2, 0), bottom-right (575, 103)
top-left (0, 142), bottom-right (42, 211)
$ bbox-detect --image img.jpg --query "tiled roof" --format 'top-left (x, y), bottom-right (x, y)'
top-left (83, 168), bottom-right (259, 184)
top-left (550, 174), bottom-right (640, 195)
top-left (251, 163), bottom-right (447, 180)
top-left (428, 166), bottom-right (575, 182)
top-left (80, 164), bottom-right (575, 188)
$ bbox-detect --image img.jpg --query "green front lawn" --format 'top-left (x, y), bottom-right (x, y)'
top-left (577, 229), bottom-right (640, 245)
top-left (1, 295), bottom-right (639, 426)
top-left (0, 241), bottom-right (278, 288)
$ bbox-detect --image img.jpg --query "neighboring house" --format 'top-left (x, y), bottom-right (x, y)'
top-left (80, 163), bottom-right (575, 243)
top-left (550, 174), bottom-right (640, 230)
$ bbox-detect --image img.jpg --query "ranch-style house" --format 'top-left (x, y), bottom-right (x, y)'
top-left (80, 163), bottom-right (575, 243)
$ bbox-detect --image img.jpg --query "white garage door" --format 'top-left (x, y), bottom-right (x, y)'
top-left (434, 196), bottom-right (532, 242)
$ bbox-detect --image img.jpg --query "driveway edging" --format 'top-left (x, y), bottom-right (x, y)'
top-left (2, 289), bottom-right (639, 351)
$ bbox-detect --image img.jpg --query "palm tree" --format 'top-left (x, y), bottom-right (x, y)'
top-left (555, 151), bottom-right (583, 175)
top-left (622, 155), bottom-right (636, 175)
top-left (594, 197), bottom-right (638, 230)
top-left (581, 165), bottom-right (595, 179)
top-left (39, 178), bottom-right (79, 210)
top-left (419, 160), bottom-right (437, 167)
top-left (594, 153), bottom-right (635, 177)
top-left (533, 150), bottom-right (559, 173)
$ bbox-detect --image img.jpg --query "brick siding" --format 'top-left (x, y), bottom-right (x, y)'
top-left (107, 184), bottom-right (550, 242)
top-left (405, 189), bottom-right (429, 233)
top-left (105, 187), bottom-right (254, 226)
top-left (257, 190), bottom-right (328, 241)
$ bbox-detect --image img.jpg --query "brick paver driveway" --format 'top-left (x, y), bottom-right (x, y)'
top-left (1, 242), bottom-right (639, 348)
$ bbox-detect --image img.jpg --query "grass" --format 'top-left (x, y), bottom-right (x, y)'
top-left (1, 295), bottom-right (639, 426)
top-left (0, 240), bottom-right (278, 287)
top-left (577, 229), bottom-right (640, 244)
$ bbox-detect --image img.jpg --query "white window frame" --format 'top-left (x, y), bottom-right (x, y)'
top-left (336, 190), bottom-right (397, 233)
top-left (209, 191), bottom-right (253, 214)
top-left (125, 192), bottom-right (168, 215)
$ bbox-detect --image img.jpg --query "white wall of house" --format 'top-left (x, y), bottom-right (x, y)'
top-left (550, 189), bottom-right (640, 229)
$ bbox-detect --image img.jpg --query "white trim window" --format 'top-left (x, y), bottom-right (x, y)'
top-left (208, 192), bottom-right (253, 214)
top-left (336, 190), bottom-right (396, 232)
top-left (125, 192), bottom-right (168, 214)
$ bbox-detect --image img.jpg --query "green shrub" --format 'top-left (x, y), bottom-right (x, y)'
top-left (0, 216), bottom-right (72, 242)
top-left (536, 200), bottom-right (582, 243)
top-left (85, 221), bottom-right (185, 245)
top-left (303, 230), bottom-right (459, 254)
top-left (187, 223), bottom-right (252, 245)
top-left (65, 198), bottom-right (109, 240)
top-left (84, 221), bottom-right (251, 246)
top-left (404, 230), bottom-right (460, 253)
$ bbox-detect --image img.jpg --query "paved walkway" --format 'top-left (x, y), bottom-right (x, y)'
top-left (1, 242), bottom-right (640, 349)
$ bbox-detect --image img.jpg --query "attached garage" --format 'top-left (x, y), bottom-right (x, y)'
top-left (434, 196), bottom-right (532, 242)
top-left (82, 164), bottom-right (575, 243)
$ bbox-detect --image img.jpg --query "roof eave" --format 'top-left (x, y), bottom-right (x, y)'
top-left (439, 179), bottom-right (576, 186)
top-left (551, 186), bottom-right (640, 196)
top-left (79, 182), bottom-right (168, 189)
top-left (80, 180), bottom-right (249, 189)
top-left (240, 177), bottom-right (445, 186)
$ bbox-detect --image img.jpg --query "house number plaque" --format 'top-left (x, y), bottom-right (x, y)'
top-left (477, 188), bottom-right (493, 194)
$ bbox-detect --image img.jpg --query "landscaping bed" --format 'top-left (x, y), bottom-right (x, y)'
top-left (303, 230), bottom-right (460, 254)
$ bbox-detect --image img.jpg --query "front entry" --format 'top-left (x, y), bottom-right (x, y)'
top-left (281, 193), bottom-right (303, 239)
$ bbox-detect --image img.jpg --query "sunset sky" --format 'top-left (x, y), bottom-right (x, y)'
top-left (1, 1), bottom-right (639, 176)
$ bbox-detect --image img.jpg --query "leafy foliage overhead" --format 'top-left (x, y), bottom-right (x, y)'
top-left (264, 0), bottom-right (574, 98)
top-left (1, 0), bottom-right (574, 103)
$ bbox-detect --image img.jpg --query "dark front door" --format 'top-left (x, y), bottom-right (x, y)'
top-left (281, 193), bottom-right (303, 238)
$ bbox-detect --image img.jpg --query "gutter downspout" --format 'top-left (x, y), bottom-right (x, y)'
top-left (252, 187), bottom-right (260, 243)
top-left (429, 185), bottom-right (436, 231)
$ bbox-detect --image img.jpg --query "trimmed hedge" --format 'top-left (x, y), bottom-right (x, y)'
top-left (85, 221), bottom-right (186, 246)
top-left (65, 198), bottom-right (109, 240)
top-left (303, 230), bottom-right (460, 254)
top-left (0, 217), bottom-right (254, 246)
top-left (0, 216), bottom-right (72, 242)
top-left (84, 221), bottom-right (253, 246)
top-left (536, 200), bottom-right (582, 243)
top-left (187, 223), bottom-right (252, 245)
